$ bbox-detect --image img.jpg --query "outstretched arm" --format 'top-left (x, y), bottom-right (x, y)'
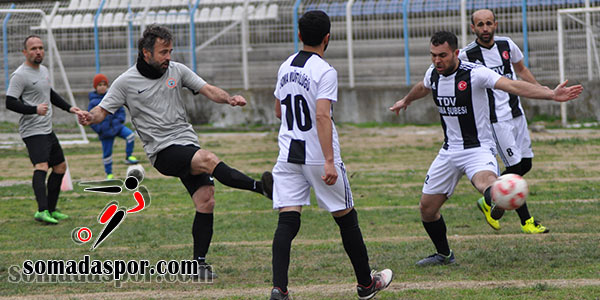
top-left (198, 84), bottom-right (246, 107)
top-left (389, 81), bottom-right (431, 115)
top-left (78, 105), bottom-right (109, 125)
top-left (494, 78), bottom-right (583, 102)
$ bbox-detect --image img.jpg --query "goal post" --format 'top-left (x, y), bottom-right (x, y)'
top-left (557, 6), bottom-right (600, 127)
top-left (0, 6), bottom-right (89, 146)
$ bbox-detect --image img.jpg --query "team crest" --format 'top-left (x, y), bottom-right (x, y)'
top-left (166, 77), bottom-right (177, 88)
top-left (457, 80), bottom-right (467, 91)
top-left (502, 50), bottom-right (510, 60)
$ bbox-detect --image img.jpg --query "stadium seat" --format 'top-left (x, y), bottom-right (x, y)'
top-left (304, 3), bottom-right (317, 13)
top-left (72, 13), bottom-right (83, 27)
top-left (156, 10), bottom-right (167, 24)
top-left (67, 0), bottom-right (80, 10)
top-left (328, 2), bottom-right (345, 17)
top-left (82, 13), bottom-right (93, 27)
top-left (447, 0), bottom-right (459, 11)
top-left (51, 14), bottom-right (63, 29)
top-left (388, 0), bottom-right (402, 14)
top-left (375, 0), bottom-right (388, 14)
top-left (472, 0), bottom-right (487, 10)
top-left (88, 0), bottom-right (100, 10)
top-left (251, 4), bottom-right (267, 20)
top-left (102, 12), bottom-right (114, 27)
top-left (362, 0), bottom-right (376, 15)
top-left (95, 13), bottom-right (104, 27)
top-left (79, 0), bottom-right (90, 10)
top-left (266, 3), bottom-right (278, 19)
top-left (352, 1), bottom-right (363, 16)
top-left (117, 0), bottom-right (129, 9)
top-left (59, 14), bottom-right (72, 29)
top-left (424, 0), bottom-right (446, 12)
top-left (232, 6), bottom-right (244, 20)
top-left (196, 7), bottom-right (210, 23)
top-left (176, 9), bottom-right (188, 24)
top-left (166, 9), bottom-right (178, 24)
top-left (150, 0), bottom-right (162, 9)
top-left (208, 7), bottom-right (222, 22)
top-left (220, 6), bottom-right (233, 22)
top-left (113, 12), bottom-right (125, 26)
top-left (136, 0), bottom-right (152, 8)
top-left (316, 2), bottom-right (329, 13)
top-left (410, 0), bottom-right (424, 13)
top-left (105, 0), bottom-right (119, 9)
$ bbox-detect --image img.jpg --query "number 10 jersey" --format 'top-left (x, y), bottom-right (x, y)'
top-left (274, 50), bottom-right (342, 165)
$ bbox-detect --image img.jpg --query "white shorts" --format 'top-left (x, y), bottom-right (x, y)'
top-left (491, 115), bottom-right (534, 167)
top-left (422, 146), bottom-right (499, 197)
top-left (272, 161), bottom-right (353, 212)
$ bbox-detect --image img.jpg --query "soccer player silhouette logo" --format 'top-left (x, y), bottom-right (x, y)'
top-left (72, 166), bottom-right (151, 250)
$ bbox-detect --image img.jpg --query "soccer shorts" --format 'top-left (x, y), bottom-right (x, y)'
top-left (272, 161), bottom-right (353, 212)
top-left (153, 144), bottom-right (214, 197)
top-left (491, 114), bottom-right (534, 167)
top-left (23, 132), bottom-right (65, 166)
top-left (422, 146), bottom-right (499, 197)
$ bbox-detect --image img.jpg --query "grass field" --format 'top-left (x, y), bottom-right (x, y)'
top-left (0, 125), bottom-right (599, 300)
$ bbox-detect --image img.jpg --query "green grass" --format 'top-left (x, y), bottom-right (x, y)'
top-left (0, 126), bottom-right (599, 299)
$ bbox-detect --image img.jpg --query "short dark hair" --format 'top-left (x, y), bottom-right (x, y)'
top-left (471, 9), bottom-right (496, 25)
top-left (23, 35), bottom-right (41, 50)
top-left (138, 25), bottom-right (172, 57)
top-left (431, 31), bottom-right (458, 51)
top-left (298, 10), bottom-right (330, 46)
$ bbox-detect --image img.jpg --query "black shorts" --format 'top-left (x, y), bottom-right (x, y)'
top-left (23, 132), bottom-right (65, 166)
top-left (153, 144), bottom-right (214, 196)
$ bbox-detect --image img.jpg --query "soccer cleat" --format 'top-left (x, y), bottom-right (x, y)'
top-left (106, 173), bottom-right (114, 180)
top-left (125, 156), bottom-right (139, 164)
top-left (521, 217), bottom-right (549, 234)
top-left (51, 210), bottom-right (69, 220)
top-left (261, 171), bottom-right (273, 200)
top-left (269, 287), bottom-right (290, 300)
top-left (477, 197), bottom-right (500, 230)
top-left (357, 269), bottom-right (393, 300)
top-left (34, 210), bottom-right (58, 224)
top-left (416, 250), bottom-right (455, 266)
top-left (191, 261), bottom-right (218, 280)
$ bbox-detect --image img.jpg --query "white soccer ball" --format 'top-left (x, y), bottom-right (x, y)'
top-left (491, 174), bottom-right (528, 210)
top-left (126, 164), bottom-right (145, 183)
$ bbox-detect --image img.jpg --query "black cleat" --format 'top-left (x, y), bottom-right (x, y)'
top-left (190, 261), bottom-right (218, 281)
top-left (269, 287), bottom-right (289, 300)
top-left (261, 171), bottom-right (273, 200)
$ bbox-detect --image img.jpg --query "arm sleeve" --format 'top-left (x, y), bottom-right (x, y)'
top-left (316, 68), bottom-right (338, 102)
top-left (50, 89), bottom-right (72, 112)
top-left (473, 66), bottom-right (502, 89)
top-left (99, 76), bottom-right (127, 114)
top-left (6, 95), bottom-right (37, 114)
top-left (508, 38), bottom-right (524, 63)
top-left (179, 63), bottom-right (207, 93)
top-left (422, 65), bottom-right (434, 89)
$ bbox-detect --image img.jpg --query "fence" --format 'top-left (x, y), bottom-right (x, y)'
top-left (0, 0), bottom-right (598, 95)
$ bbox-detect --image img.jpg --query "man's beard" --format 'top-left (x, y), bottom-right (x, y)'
top-left (149, 59), bottom-right (168, 75)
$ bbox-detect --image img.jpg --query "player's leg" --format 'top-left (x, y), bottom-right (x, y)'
top-left (190, 148), bottom-right (272, 199)
top-left (47, 133), bottom-right (68, 220)
top-left (270, 162), bottom-right (307, 299)
top-left (100, 138), bottom-right (115, 178)
top-left (23, 134), bottom-right (56, 224)
top-left (118, 126), bottom-right (138, 164)
top-left (417, 152), bottom-right (461, 266)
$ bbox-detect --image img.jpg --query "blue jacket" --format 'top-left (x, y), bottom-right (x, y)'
top-left (88, 91), bottom-right (126, 140)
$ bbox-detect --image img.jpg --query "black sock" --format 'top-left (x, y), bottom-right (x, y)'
top-left (334, 209), bottom-right (372, 287)
top-left (484, 186), bottom-right (492, 206)
top-left (516, 202), bottom-right (531, 225)
top-left (47, 172), bottom-right (64, 212)
top-left (212, 162), bottom-right (263, 194)
top-left (272, 211), bottom-right (301, 293)
top-left (192, 212), bottom-right (213, 262)
top-left (32, 170), bottom-right (48, 212)
top-left (422, 215), bottom-right (450, 256)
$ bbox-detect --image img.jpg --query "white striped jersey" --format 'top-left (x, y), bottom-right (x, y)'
top-left (458, 36), bottom-right (525, 123)
top-left (423, 61), bottom-right (502, 151)
top-left (273, 50), bottom-right (341, 165)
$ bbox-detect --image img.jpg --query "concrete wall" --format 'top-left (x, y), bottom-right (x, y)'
top-left (1, 81), bottom-right (598, 127)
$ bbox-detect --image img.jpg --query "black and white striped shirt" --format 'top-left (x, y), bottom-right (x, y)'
top-left (423, 61), bottom-right (502, 151)
top-left (459, 36), bottom-right (525, 123)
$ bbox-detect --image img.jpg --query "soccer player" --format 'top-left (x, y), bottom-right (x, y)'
top-left (5, 35), bottom-right (84, 224)
top-left (269, 11), bottom-right (393, 300)
top-left (389, 31), bottom-right (582, 266)
top-left (459, 9), bottom-right (548, 234)
top-left (78, 25), bottom-right (272, 279)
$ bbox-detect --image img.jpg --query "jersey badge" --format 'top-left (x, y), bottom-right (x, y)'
top-left (457, 80), bottom-right (467, 91)
top-left (166, 77), bottom-right (177, 89)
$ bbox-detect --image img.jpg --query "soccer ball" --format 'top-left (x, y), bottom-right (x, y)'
top-left (126, 164), bottom-right (145, 183)
top-left (491, 174), bottom-right (528, 210)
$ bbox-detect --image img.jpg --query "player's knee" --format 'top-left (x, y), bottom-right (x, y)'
top-left (419, 201), bottom-right (437, 220)
top-left (52, 162), bottom-right (67, 174)
top-left (34, 162), bottom-right (49, 172)
top-left (192, 150), bottom-right (220, 173)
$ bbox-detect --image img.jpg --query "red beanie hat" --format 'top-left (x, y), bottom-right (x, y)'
top-left (93, 73), bottom-right (109, 89)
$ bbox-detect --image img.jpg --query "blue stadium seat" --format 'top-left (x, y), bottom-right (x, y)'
top-left (329, 2), bottom-right (346, 17)
top-left (305, 3), bottom-right (318, 12)
top-left (566, 0), bottom-right (583, 4)
top-left (472, 0), bottom-right (487, 10)
top-left (410, 0), bottom-right (424, 13)
top-left (387, 0), bottom-right (402, 14)
top-left (317, 2), bottom-right (329, 13)
top-left (375, 0), bottom-right (389, 14)
top-left (352, 0), bottom-right (363, 16)
top-left (424, 0), bottom-right (446, 12)
top-left (362, 0), bottom-right (376, 15)
top-left (447, 0), bottom-right (460, 11)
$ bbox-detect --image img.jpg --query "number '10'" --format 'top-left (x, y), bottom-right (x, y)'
top-left (282, 94), bottom-right (312, 131)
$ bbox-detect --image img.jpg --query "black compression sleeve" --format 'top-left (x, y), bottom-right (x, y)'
top-left (6, 95), bottom-right (37, 114)
top-left (50, 89), bottom-right (72, 112)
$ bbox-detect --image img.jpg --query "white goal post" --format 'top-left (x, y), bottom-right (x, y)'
top-left (557, 6), bottom-right (600, 127)
top-left (0, 6), bottom-right (89, 146)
